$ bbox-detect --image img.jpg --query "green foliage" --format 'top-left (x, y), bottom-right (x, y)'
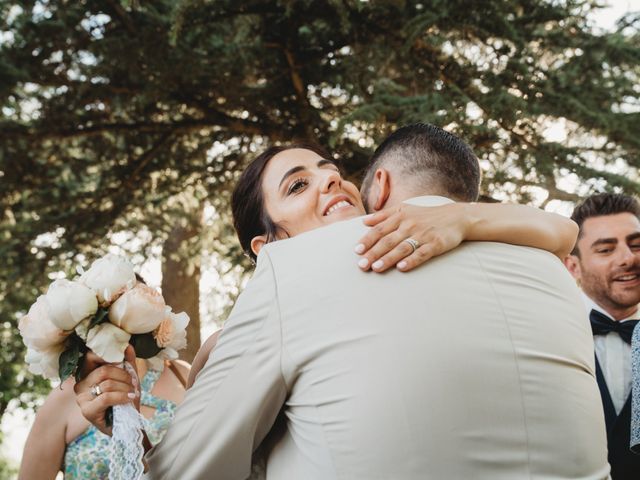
top-left (59, 335), bottom-right (83, 384)
top-left (0, 0), bottom-right (638, 425)
top-left (88, 307), bottom-right (110, 330)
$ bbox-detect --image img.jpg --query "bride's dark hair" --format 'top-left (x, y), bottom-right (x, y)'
top-left (231, 142), bottom-right (330, 262)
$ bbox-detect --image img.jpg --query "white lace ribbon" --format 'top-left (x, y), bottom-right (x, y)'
top-left (109, 361), bottom-right (145, 480)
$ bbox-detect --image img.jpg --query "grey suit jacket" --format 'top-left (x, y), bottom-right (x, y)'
top-left (145, 196), bottom-right (610, 479)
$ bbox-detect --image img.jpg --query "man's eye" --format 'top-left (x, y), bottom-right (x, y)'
top-left (287, 178), bottom-right (308, 195)
top-left (630, 244), bottom-right (640, 250)
top-left (596, 249), bottom-right (613, 254)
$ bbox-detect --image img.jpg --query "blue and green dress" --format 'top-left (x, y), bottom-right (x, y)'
top-left (63, 368), bottom-right (177, 479)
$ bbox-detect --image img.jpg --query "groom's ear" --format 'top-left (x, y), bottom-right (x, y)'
top-left (250, 235), bottom-right (267, 257)
top-left (372, 168), bottom-right (391, 211)
top-left (563, 254), bottom-right (581, 281)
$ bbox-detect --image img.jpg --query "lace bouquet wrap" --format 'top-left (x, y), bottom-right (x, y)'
top-left (19, 253), bottom-right (190, 480)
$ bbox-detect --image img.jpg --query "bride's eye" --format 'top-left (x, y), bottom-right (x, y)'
top-left (287, 178), bottom-right (308, 195)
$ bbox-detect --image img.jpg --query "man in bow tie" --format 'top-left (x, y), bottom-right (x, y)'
top-left (565, 193), bottom-right (640, 479)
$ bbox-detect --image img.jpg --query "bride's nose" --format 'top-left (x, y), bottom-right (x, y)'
top-left (320, 170), bottom-right (342, 193)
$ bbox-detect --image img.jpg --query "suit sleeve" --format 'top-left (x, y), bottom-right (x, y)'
top-left (144, 251), bottom-right (287, 480)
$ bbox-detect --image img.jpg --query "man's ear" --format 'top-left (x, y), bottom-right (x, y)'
top-left (250, 235), bottom-right (267, 257)
top-left (372, 168), bottom-right (391, 211)
top-left (563, 254), bottom-right (582, 281)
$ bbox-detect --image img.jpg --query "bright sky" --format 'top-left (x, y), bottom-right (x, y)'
top-left (3, 0), bottom-right (639, 474)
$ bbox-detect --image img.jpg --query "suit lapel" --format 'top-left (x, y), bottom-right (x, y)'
top-left (595, 355), bottom-right (618, 433)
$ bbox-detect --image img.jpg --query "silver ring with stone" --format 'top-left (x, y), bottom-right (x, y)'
top-left (90, 383), bottom-right (103, 398)
top-left (403, 238), bottom-right (419, 253)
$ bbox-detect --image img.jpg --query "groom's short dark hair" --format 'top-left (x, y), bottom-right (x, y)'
top-left (570, 193), bottom-right (640, 256)
top-left (361, 123), bottom-right (481, 205)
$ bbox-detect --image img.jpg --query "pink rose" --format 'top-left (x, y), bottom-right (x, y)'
top-left (108, 284), bottom-right (167, 334)
top-left (148, 311), bottom-right (189, 370)
top-left (154, 317), bottom-right (174, 348)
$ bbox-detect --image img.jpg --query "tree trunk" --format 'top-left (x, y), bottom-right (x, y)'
top-left (161, 207), bottom-right (203, 363)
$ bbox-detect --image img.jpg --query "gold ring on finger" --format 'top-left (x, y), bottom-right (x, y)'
top-left (403, 238), bottom-right (419, 253)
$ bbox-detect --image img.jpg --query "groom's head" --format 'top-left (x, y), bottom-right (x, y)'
top-left (360, 123), bottom-right (481, 212)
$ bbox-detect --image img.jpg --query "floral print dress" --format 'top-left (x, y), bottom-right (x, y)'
top-left (63, 369), bottom-right (177, 479)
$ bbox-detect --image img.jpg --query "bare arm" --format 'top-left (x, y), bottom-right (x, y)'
top-left (187, 329), bottom-right (221, 389)
top-left (357, 202), bottom-right (578, 272)
top-left (18, 380), bottom-right (73, 480)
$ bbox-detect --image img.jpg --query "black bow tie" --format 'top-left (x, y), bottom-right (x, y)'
top-left (590, 310), bottom-right (639, 344)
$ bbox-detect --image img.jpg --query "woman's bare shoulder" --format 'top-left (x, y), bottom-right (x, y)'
top-left (34, 378), bottom-right (76, 422)
top-left (171, 358), bottom-right (192, 377)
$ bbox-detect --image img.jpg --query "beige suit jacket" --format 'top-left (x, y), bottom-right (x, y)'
top-left (145, 196), bottom-right (610, 479)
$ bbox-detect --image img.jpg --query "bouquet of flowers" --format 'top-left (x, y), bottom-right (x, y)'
top-left (19, 253), bottom-right (189, 383)
top-left (18, 253), bottom-right (190, 480)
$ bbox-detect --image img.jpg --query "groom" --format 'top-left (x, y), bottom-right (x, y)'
top-left (152, 124), bottom-right (609, 478)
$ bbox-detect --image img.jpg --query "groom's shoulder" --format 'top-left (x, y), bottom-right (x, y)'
top-left (262, 216), bottom-right (368, 263)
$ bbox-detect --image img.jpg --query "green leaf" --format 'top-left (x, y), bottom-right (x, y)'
top-left (88, 307), bottom-right (110, 330)
top-left (129, 333), bottom-right (161, 359)
top-left (58, 344), bottom-right (81, 384)
top-left (74, 351), bottom-right (87, 383)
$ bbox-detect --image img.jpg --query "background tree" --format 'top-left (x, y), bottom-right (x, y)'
top-left (0, 0), bottom-right (638, 432)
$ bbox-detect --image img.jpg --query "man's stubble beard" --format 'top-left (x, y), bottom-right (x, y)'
top-left (579, 260), bottom-right (640, 316)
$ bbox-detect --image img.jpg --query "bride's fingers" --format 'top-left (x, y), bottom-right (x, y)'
top-left (357, 230), bottom-right (407, 271)
top-left (356, 214), bottom-right (402, 255)
top-left (395, 245), bottom-right (438, 272)
top-left (362, 208), bottom-right (393, 227)
top-left (366, 237), bottom-right (417, 273)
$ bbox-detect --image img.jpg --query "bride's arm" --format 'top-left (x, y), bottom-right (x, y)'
top-left (356, 202), bottom-right (578, 273)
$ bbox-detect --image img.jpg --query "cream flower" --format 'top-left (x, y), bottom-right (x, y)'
top-left (25, 344), bottom-right (65, 380)
top-left (108, 284), bottom-right (167, 334)
top-left (19, 296), bottom-right (70, 350)
top-left (80, 254), bottom-right (136, 303)
top-left (45, 279), bottom-right (98, 331)
top-left (86, 323), bottom-right (131, 363)
top-left (149, 311), bottom-right (189, 368)
top-left (74, 318), bottom-right (92, 342)
top-left (154, 317), bottom-right (174, 348)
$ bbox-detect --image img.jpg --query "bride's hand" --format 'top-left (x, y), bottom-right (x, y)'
top-left (355, 203), bottom-right (469, 273)
top-left (74, 346), bottom-right (140, 436)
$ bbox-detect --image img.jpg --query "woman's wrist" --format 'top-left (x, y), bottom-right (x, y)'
top-left (459, 202), bottom-right (481, 241)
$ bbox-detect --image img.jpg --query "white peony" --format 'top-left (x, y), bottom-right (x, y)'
top-left (86, 323), bottom-right (131, 363)
top-left (108, 284), bottom-right (167, 334)
top-left (148, 311), bottom-right (189, 369)
top-left (19, 296), bottom-right (70, 350)
top-left (80, 254), bottom-right (136, 303)
top-left (45, 279), bottom-right (98, 331)
top-left (25, 344), bottom-right (65, 380)
top-left (75, 318), bottom-right (92, 342)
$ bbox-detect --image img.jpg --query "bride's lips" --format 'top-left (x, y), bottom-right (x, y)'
top-left (323, 195), bottom-right (354, 217)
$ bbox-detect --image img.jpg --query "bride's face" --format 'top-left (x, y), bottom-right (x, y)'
top-left (260, 148), bottom-right (365, 239)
